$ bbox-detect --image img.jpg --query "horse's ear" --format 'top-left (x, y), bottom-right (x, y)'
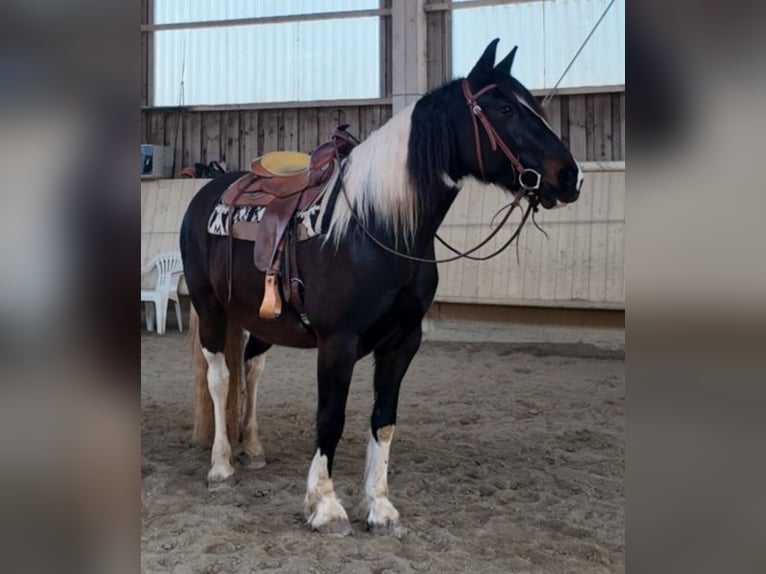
top-left (467, 38), bottom-right (500, 84)
top-left (494, 46), bottom-right (518, 75)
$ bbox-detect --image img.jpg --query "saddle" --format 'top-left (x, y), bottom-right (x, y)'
top-left (221, 125), bottom-right (358, 321)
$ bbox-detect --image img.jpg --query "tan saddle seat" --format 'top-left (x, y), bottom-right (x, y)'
top-left (219, 125), bottom-right (359, 320)
top-left (254, 151), bottom-right (310, 176)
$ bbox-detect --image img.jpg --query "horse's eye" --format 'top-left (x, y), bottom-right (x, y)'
top-left (501, 105), bottom-right (514, 115)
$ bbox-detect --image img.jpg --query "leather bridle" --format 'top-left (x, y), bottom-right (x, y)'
top-left (461, 79), bottom-right (543, 193)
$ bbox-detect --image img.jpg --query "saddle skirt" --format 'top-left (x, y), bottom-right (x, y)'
top-left (206, 170), bottom-right (339, 243)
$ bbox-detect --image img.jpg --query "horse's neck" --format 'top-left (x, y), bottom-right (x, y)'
top-left (411, 183), bottom-right (461, 253)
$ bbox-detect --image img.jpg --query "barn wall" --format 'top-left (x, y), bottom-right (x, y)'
top-left (141, 104), bottom-right (393, 174)
top-left (435, 162), bottom-right (625, 309)
top-left (141, 162), bottom-right (624, 309)
top-left (140, 91), bottom-right (624, 173)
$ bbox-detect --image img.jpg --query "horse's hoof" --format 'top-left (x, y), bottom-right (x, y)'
top-left (238, 451), bottom-right (267, 470)
top-left (207, 464), bottom-right (236, 491)
top-left (365, 497), bottom-right (400, 535)
top-left (314, 519), bottom-right (353, 536)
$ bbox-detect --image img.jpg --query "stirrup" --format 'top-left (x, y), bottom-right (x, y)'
top-left (259, 273), bottom-right (282, 319)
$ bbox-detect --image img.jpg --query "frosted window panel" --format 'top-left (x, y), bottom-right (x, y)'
top-left (153, 18), bottom-right (380, 105)
top-left (452, 0), bottom-right (625, 91)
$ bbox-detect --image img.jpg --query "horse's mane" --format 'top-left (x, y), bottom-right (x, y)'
top-left (325, 80), bottom-right (464, 248)
top-left (325, 102), bottom-right (419, 248)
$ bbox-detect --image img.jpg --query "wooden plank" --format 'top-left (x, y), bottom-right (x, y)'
top-left (221, 111), bottom-right (240, 170)
top-left (183, 112), bottom-right (202, 169)
top-left (359, 106), bottom-right (381, 141)
top-left (619, 93), bottom-right (625, 161)
top-left (611, 93), bottom-right (622, 161)
top-left (148, 111), bottom-right (165, 145)
top-left (202, 111), bottom-right (221, 164)
top-left (605, 171), bottom-right (625, 302)
top-left (567, 95), bottom-right (587, 163)
top-left (164, 112), bottom-right (183, 176)
top-left (587, 171), bottom-right (609, 302)
top-left (570, 181), bottom-right (593, 302)
top-left (545, 96), bottom-right (562, 137)
top-left (261, 110), bottom-right (279, 153)
top-left (593, 94), bottom-right (612, 161)
top-left (586, 94), bottom-right (597, 160)
top-left (298, 108), bottom-right (319, 152)
top-left (239, 112), bottom-right (258, 168)
top-left (280, 109), bottom-right (299, 151)
top-left (536, 203), bottom-right (562, 301)
top-left (317, 107), bottom-right (336, 144)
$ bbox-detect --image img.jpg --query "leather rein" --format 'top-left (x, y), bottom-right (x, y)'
top-left (337, 79), bottom-right (544, 265)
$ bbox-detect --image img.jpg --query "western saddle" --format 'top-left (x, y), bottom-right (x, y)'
top-left (220, 125), bottom-right (358, 322)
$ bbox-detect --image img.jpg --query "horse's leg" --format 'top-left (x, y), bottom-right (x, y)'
top-left (240, 335), bottom-right (271, 469)
top-left (364, 324), bottom-right (423, 533)
top-left (196, 308), bottom-right (236, 486)
top-left (304, 334), bottom-right (357, 534)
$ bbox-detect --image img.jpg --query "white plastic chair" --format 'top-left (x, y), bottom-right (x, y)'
top-left (141, 252), bottom-right (184, 335)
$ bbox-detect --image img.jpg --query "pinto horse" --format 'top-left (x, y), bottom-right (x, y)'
top-left (180, 39), bottom-right (582, 534)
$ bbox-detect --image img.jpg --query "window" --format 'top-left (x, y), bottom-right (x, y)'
top-left (152, 0), bottom-right (382, 106)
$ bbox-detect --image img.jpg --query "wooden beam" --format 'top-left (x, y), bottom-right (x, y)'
top-left (425, 0), bottom-right (543, 12)
top-left (141, 8), bottom-right (391, 32)
top-left (391, 0), bottom-right (427, 113)
top-left (142, 98), bottom-right (392, 113)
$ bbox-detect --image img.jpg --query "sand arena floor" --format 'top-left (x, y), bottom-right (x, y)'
top-left (142, 329), bottom-right (624, 573)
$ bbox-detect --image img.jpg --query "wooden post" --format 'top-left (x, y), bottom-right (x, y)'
top-left (391, 0), bottom-right (427, 113)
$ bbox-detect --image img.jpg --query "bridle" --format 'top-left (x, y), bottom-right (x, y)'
top-left (336, 79), bottom-right (545, 264)
top-left (461, 79), bottom-right (543, 193)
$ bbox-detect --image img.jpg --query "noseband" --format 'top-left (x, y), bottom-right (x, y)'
top-left (461, 79), bottom-right (542, 193)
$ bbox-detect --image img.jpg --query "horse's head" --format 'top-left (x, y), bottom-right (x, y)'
top-left (456, 39), bottom-right (582, 208)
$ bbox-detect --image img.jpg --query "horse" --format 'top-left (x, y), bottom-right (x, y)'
top-left (180, 38), bottom-right (583, 535)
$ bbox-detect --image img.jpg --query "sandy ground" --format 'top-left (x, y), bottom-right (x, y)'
top-left (141, 328), bottom-right (624, 574)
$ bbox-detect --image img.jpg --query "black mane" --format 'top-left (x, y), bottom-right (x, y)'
top-left (406, 79), bottom-right (463, 199)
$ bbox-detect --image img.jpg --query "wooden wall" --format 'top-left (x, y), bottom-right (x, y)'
top-left (140, 91), bottom-right (623, 173)
top-left (141, 104), bottom-right (393, 174)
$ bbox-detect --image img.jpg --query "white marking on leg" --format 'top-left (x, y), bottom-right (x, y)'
top-left (304, 449), bottom-right (349, 530)
top-left (364, 425), bottom-right (399, 529)
top-left (241, 354), bottom-right (266, 460)
top-left (202, 349), bottom-right (235, 482)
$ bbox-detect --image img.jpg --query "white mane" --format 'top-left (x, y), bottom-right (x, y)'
top-left (326, 102), bottom-right (418, 247)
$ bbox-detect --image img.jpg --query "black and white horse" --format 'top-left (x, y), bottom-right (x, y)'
top-left (180, 39), bottom-right (582, 534)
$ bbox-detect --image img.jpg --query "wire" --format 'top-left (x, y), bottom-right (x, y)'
top-left (542, 0), bottom-right (617, 107)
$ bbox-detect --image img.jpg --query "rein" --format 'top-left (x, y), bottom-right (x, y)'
top-left (335, 79), bottom-right (545, 265)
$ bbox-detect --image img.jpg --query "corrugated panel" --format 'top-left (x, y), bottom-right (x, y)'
top-left (434, 164), bottom-right (625, 309)
top-left (452, 0), bottom-right (625, 91)
top-left (141, 178), bottom-right (209, 292)
top-left (153, 0), bottom-right (381, 105)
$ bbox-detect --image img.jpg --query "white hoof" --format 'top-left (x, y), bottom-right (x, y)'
top-left (366, 497), bottom-right (400, 534)
top-left (306, 495), bottom-right (351, 535)
top-left (207, 463), bottom-right (235, 484)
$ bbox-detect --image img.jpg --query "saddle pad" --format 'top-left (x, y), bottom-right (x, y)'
top-left (206, 161), bottom-right (344, 241)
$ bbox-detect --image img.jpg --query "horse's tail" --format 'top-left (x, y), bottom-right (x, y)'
top-left (190, 305), bottom-right (244, 446)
